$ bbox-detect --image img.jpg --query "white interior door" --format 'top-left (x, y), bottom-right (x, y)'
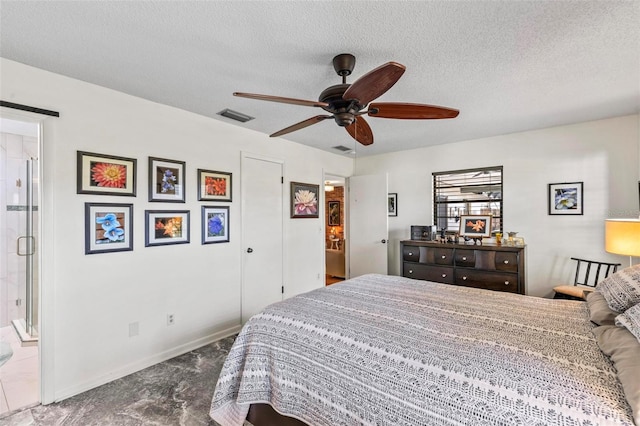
top-left (348, 173), bottom-right (388, 277)
top-left (241, 153), bottom-right (284, 323)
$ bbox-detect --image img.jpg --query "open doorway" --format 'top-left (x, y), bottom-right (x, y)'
top-left (0, 117), bottom-right (40, 414)
top-left (324, 174), bottom-right (346, 286)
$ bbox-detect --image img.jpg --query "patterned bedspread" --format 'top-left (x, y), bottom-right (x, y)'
top-left (210, 274), bottom-right (635, 426)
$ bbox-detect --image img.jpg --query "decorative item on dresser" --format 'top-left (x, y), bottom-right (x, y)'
top-left (400, 240), bottom-right (525, 294)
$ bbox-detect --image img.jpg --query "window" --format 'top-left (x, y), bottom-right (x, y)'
top-left (433, 166), bottom-right (503, 235)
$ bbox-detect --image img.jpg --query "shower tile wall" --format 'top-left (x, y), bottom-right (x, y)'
top-left (0, 131), bottom-right (38, 328)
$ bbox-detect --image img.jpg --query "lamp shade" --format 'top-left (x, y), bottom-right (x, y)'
top-left (605, 219), bottom-right (640, 257)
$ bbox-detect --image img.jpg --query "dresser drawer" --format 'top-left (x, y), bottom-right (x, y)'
top-left (434, 248), bottom-right (454, 265)
top-left (455, 249), bottom-right (475, 267)
top-left (455, 269), bottom-right (518, 293)
top-left (495, 252), bottom-right (518, 272)
top-left (404, 263), bottom-right (454, 284)
top-left (402, 245), bottom-right (421, 262)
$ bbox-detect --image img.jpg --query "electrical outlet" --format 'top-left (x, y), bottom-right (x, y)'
top-left (167, 314), bottom-right (175, 325)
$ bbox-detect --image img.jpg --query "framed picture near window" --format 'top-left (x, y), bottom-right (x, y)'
top-left (84, 203), bottom-right (133, 254)
top-left (459, 214), bottom-right (492, 238)
top-left (149, 157), bottom-right (185, 202)
top-left (388, 193), bottom-right (398, 217)
top-left (548, 182), bottom-right (583, 215)
top-left (197, 169), bottom-right (232, 202)
top-left (328, 201), bottom-right (341, 226)
top-left (145, 210), bottom-right (190, 247)
top-left (290, 181), bottom-right (319, 218)
top-left (77, 151), bottom-right (136, 196)
top-left (202, 206), bottom-right (230, 244)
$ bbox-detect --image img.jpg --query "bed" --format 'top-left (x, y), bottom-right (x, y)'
top-left (210, 273), bottom-right (639, 426)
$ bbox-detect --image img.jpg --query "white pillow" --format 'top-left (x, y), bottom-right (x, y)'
top-left (598, 264), bottom-right (640, 313)
top-left (616, 303), bottom-right (640, 343)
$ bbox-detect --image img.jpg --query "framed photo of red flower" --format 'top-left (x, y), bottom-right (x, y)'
top-left (85, 202), bottom-right (133, 254)
top-left (145, 210), bottom-right (190, 247)
top-left (202, 206), bottom-right (230, 244)
top-left (197, 169), bottom-right (232, 202)
top-left (77, 151), bottom-right (136, 196)
top-left (149, 157), bottom-right (185, 202)
top-left (291, 181), bottom-right (319, 219)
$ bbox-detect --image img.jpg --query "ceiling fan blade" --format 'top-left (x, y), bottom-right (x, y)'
top-left (345, 116), bottom-right (374, 146)
top-left (234, 92), bottom-right (329, 108)
top-left (368, 102), bottom-right (459, 119)
top-left (270, 115), bottom-right (333, 137)
top-left (342, 62), bottom-right (406, 106)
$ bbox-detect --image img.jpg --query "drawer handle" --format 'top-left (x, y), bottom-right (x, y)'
top-left (462, 276), bottom-right (467, 280)
top-left (441, 255), bottom-right (446, 259)
top-left (408, 252), bottom-right (413, 256)
top-left (409, 270), bottom-right (413, 274)
top-left (504, 281), bottom-right (510, 285)
top-left (441, 274), bottom-right (447, 278)
top-left (462, 256), bottom-right (467, 261)
top-left (503, 260), bottom-right (509, 264)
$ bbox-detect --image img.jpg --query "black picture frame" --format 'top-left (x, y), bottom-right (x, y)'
top-left (290, 181), bottom-right (319, 218)
top-left (197, 169), bottom-right (232, 202)
top-left (328, 201), bottom-right (341, 226)
top-left (84, 202), bottom-right (134, 254)
top-left (149, 157), bottom-right (185, 202)
top-left (77, 151), bottom-right (136, 196)
top-left (202, 206), bottom-right (230, 244)
top-left (548, 182), bottom-right (583, 215)
top-left (145, 210), bottom-right (190, 247)
top-left (388, 193), bottom-right (398, 217)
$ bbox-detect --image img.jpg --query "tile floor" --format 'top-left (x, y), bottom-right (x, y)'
top-left (0, 325), bottom-right (39, 416)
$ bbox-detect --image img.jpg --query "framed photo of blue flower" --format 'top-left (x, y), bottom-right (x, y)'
top-left (145, 210), bottom-right (190, 247)
top-left (149, 157), bottom-right (185, 202)
top-left (85, 203), bottom-right (133, 254)
top-left (202, 206), bottom-right (229, 244)
top-left (548, 182), bottom-right (583, 215)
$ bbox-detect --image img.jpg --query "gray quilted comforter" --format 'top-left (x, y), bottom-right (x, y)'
top-left (210, 274), bottom-right (635, 425)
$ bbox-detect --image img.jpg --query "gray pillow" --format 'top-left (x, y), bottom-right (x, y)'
top-left (598, 264), bottom-right (640, 313)
top-left (616, 303), bottom-right (640, 343)
top-left (586, 291), bottom-right (619, 325)
top-left (593, 325), bottom-right (640, 425)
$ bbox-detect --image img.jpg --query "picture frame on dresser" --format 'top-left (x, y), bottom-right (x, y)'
top-left (459, 215), bottom-right (491, 238)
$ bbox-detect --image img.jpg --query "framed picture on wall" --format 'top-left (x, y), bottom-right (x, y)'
top-left (328, 201), bottom-right (341, 226)
top-left (77, 151), bottom-right (137, 196)
top-left (459, 214), bottom-right (492, 238)
top-left (202, 206), bottom-right (230, 244)
top-left (145, 210), bottom-right (190, 247)
top-left (290, 181), bottom-right (319, 218)
top-left (197, 169), bottom-right (232, 202)
top-left (84, 203), bottom-right (133, 254)
top-left (149, 157), bottom-right (185, 202)
top-left (388, 193), bottom-right (398, 217)
top-left (548, 182), bottom-right (583, 215)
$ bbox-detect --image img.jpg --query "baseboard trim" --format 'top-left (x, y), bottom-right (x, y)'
top-left (53, 324), bottom-right (242, 403)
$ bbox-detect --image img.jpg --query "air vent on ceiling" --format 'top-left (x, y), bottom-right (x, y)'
top-left (217, 108), bottom-right (254, 123)
top-left (332, 145), bottom-right (352, 152)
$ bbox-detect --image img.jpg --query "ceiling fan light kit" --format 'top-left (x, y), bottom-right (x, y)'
top-left (234, 53), bottom-right (459, 146)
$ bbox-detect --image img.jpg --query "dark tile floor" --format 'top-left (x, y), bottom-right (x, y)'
top-left (0, 336), bottom-right (237, 426)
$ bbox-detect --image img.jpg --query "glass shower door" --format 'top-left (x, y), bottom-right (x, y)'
top-left (14, 157), bottom-right (38, 342)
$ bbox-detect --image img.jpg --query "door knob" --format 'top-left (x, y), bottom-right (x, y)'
top-left (247, 248), bottom-right (253, 253)
top-left (381, 239), bottom-right (387, 244)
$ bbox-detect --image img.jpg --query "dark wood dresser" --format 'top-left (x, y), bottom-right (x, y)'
top-left (400, 240), bottom-right (525, 294)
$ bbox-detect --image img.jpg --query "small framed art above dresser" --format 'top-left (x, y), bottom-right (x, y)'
top-left (400, 240), bottom-right (525, 294)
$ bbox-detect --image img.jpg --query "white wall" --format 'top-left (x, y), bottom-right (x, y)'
top-left (355, 114), bottom-right (640, 297)
top-left (0, 58), bottom-right (353, 402)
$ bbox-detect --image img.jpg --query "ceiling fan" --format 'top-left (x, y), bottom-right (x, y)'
top-left (234, 53), bottom-right (460, 146)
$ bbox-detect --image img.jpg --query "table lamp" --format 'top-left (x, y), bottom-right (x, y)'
top-left (605, 218), bottom-right (640, 267)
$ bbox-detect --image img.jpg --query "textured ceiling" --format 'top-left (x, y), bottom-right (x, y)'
top-left (1, 1), bottom-right (639, 157)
